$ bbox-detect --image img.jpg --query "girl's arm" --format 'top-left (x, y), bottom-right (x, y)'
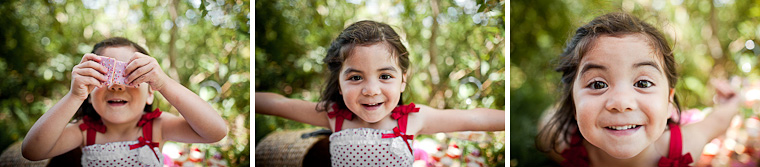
top-left (254, 92), bottom-right (330, 128)
top-left (682, 79), bottom-right (740, 152)
top-left (22, 54), bottom-right (106, 160)
top-left (412, 104), bottom-right (505, 134)
top-left (124, 52), bottom-right (227, 143)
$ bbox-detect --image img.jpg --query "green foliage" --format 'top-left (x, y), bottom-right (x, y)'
top-left (255, 0), bottom-right (505, 165)
top-left (511, 0), bottom-right (758, 166)
top-left (0, 0), bottom-right (249, 165)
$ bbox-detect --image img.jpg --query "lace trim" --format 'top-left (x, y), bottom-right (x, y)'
top-left (81, 140), bottom-right (163, 166)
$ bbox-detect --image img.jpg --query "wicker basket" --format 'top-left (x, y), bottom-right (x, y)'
top-left (0, 141), bottom-right (49, 167)
top-left (255, 129), bottom-right (331, 167)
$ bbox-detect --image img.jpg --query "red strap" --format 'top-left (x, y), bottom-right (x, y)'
top-left (139, 108), bottom-right (162, 141)
top-left (133, 109), bottom-right (162, 163)
top-left (657, 123), bottom-right (693, 167)
top-left (391, 103), bottom-right (419, 133)
top-left (78, 115), bottom-right (106, 146)
top-left (328, 104), bottom-right (353, 132)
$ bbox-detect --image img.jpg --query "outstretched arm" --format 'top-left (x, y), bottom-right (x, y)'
top-left (413, 104), bottom-right (505, 134)
top-left (125, 52), bottom-right (227, 143)
top-left (255, 92), bottom-right (330, 128)
top-left (683, 79), bottom-right (740, 153)
top-left (23, 54), bottom-right (105, 160)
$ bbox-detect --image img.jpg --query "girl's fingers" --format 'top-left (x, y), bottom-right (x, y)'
top-left (76, 60), bottom-right (107, 74)
top-left (79, 53), bottom-right (101, 64)
top-left (125, 52), bottom-right (150, 75)
top-left (73, 67), bottom-right (107, 82)
top-left (710, 79), bottom-right (735, 98)
top-left (126, 63), bottom-right (150, 84)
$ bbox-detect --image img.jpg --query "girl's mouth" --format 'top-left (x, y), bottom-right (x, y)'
top-left (107, 100), bottom-right (128, 106)
top-left (604, 125), bottom-right (642, 136)
top-left (605, 125), bottom-right (641, 130)
top-left (361, 102), bottom-right (384, 110)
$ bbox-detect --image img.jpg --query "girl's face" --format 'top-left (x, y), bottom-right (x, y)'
top-left (339, 43), bottom-right (407, 123)
top-left (572, 34), bottom-right (674, 159)
top-left (90, 46), bottom-right (153, 125)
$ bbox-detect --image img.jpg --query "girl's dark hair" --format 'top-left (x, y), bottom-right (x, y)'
top-left (73, 37), bottom-right (153, 121)
top-left (536, 12), bottom-right (682, 153)
top-left (318, 20), bottom-right (410, 112)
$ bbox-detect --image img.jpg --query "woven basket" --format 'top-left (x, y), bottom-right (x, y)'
top-left (255, 128), bottom-right (331, 167)
top-left (0, 141), bottom-right (49, 167)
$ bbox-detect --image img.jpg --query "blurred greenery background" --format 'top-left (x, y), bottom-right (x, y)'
top-left (255, 0), bottom-right (505, 166)
top-left (0, 0), bottom-right (249, 166)
top-left (511, 0), bottom-right (760, 166)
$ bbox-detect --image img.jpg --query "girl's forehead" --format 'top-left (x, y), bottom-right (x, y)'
top-left (342, 44), bottom-right (400, 70)
top-left (581, 34), bottom-right (664, 67)
top-left (99, 46), bottom-right (137, 62)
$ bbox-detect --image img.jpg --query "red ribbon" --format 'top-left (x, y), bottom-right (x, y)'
top-left (328, 105), bottom-right (353, 120)
top-left (78, 115), bottom-right (106, 133)
top-left (391, 103), bottom-right (419, 120)
top-left (657, 153), bottom-right (693, 167)
top-left (382, 127), bottom-right (414, 154)
top-left (129, 137), bottom-right (159, 150)
top-left (136, 108), bottom-right (162, 127)
top-left (129, 136), bottom-right (161, 162)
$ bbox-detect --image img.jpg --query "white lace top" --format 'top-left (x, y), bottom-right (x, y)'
top-left (81, 140), bottom-right (164, 167)
top-left (329, 128), bottom-right (414, 166)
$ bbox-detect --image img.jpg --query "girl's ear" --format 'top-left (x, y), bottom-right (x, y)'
top-left (669, 88), bottom-right (675, 102)
top-left (400, 73), bottom-right (408, 92)
top-left (146, 84), bottom-right (155, 105)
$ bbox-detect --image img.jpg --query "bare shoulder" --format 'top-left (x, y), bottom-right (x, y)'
top-left (657, 124), bottom-right (705, 162)
top-left (404, 104), bottom-right (430, 135)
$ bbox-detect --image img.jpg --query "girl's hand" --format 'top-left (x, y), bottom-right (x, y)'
top-left (711, 78), bottom-right (740, 111)
top-left (124, 52), bottom-right (169, 91)
top-left (70, 53), bottom-right (106, 100)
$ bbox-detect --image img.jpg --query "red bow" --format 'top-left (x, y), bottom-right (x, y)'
top-left (136, 109), bottom-right (162, 127)
top-left (129, 136), bottom-right (161, 162)
top-left (382, 127), bottom-right (414, 154)
top-left (129, 136), bottom-right (159, 150)
top-left (391, 103), bottom-right (419, 119)
top-left (78, 115), bottom-right (106, 133)
top-left (658, 153), bottom-right (693, 167)
top-left (328, 105), bottom-right (353, 120)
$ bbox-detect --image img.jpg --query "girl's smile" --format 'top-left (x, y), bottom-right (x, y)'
top-left (572, 34), bottom-right (673, 159)
top-left (339, 43), bottom-right (407, 123)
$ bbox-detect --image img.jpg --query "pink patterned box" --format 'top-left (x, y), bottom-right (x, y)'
top-left (99, 57), bottom-right (128, 86)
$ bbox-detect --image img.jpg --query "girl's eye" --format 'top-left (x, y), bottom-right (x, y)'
top-left (349, 75), bottom-right (362, 81)
top-left (380, 74), bottom-right (392, 80)
top-left (634, 80), bottom-right (654, 88)
top-left (588, 81), bottom-right (608, 89)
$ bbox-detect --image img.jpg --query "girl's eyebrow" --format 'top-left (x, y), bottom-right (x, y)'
top-left (579, 63), bottom-right (606, 76)
top-left (343, 66), bottom-right (398, 74)
top-left (378, 66), bottom-right (397, 72)
top-left (343, 68), bottom-right (362, 75)
top-left (634, 61), bottom-right (662, 73)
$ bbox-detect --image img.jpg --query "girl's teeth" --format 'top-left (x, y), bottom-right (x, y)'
top-left (607, 125), bottom-right (638, 130)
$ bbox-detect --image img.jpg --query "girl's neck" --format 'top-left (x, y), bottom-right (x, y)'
top-left (348, 114), bottom-right (398, 130)
top-left (101, 116), bottom-right (142, 138)
top-left (584, 139), bottom-right (665, 167)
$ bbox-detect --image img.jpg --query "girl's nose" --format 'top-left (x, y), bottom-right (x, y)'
top-left (361, 80), bottom-right (381, 96)
top-left (108, 84), bottom-right (126, 91)
top-left (605, 86), bottom-right (637, 112)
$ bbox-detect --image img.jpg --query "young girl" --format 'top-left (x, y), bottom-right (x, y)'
top-left (255, 20), bottom-right (505, 166)
top-left (536, 12), bottom-right (740, 166)
top-left (21, 37), bottom-right (228, 166)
